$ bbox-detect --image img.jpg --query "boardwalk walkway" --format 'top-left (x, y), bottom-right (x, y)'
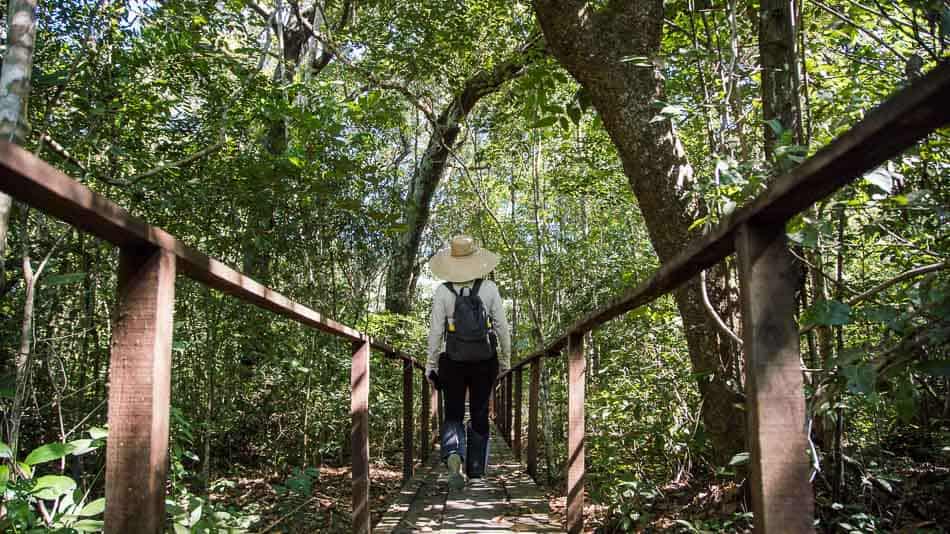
top-left (375, 427), bottom-right (562, 533)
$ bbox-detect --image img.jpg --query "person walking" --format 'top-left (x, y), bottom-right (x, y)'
top-left (426, 235), bottom-right (511, 490)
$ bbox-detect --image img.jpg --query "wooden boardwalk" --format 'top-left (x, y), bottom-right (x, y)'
top-left (375, 427), bottom-right (562, 533)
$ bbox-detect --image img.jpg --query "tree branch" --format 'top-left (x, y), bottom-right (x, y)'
top-left (808, 0), bottom-right (906, 61)
top-left (700, 269), bottom-right (743, 346)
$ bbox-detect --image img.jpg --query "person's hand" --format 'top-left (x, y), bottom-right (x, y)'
top-left (497, 366), bottom-right (510, 380)
top-left (425, 364), bottom-right (439, 388)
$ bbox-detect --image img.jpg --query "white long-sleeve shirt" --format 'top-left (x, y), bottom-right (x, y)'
top-left (426, 279), bottom-right (511, 373)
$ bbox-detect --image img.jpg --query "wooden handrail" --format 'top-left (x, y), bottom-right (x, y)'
top-left (0, 141), bottom-right (429, 534)
top-left (495, 62), bottom-right (949, 534)
top-left (0, 141), bottom-right (423, 368)
top-left (503, 60), bottom-right (950, 377)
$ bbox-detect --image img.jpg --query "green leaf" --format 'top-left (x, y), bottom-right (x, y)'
top-left (688, 215), bottom-right (709, 232)
top-left (72, 519), bottom-right (105, 532)
top-left (78, 497), bottom-right (106, 517)
top-left (31, 474), bottom-right (77, 500)
top-left (68, 438), bottom-right (98, 456)
top-left (189, 503), bottom-right (203, 525)
top-left (803, 299), bottom-right (851, 326)
top-left (25, 442), bottom-right (70, 465)
top-left (0, 440), bottom-right (13, 459)
top-left (765, 118), bottom-right (784, 136)
top-left (728, 452), bottom-right (750, 466)
top-left (0, 465), bottom-right (9, 493)
top-left (918, 360), bottom-right (950, 377)
top-left (288, 156), bottom-right (305, 168)
top-left (88, 427), bottom-right (108, 440)
top-left (529, 116), bottom-right (557, 129)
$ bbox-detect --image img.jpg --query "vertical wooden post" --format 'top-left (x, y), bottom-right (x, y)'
top-left (527, 358), bottom-right (540, 479)
top-left (505, 373), bottom-right (513, 444)
top-left (736, 223), bottom-right (814, 533)
top-left (351, 339), bottom-right (371, 534)
top-left (421, 372), bottom-right (430, 462)
top-left (514, 368), bottom-right (523, 460)
top-left (402, 358), bottom-right (414, 481)
top-left (567, 334), bottom-right (586, 534)
top-left (431, 383), bottom-right (439, 444)
top-left (104, 248), bottom-right (175, 534)
top-left (488, 384), bottom-right (498, 425)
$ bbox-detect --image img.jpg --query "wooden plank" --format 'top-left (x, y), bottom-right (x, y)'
top-left (440, 429), bottom-right (562, 534)
top-left (104, 248), bottom-right (175, 534)
top-left (0, 141), bottom-right (364, 342)
top-left (527, 359), bottom-right (540, 479)
top-left (372, 451), bottom-right (446, 533)
top-left (567, 335), bottom-right (585, 534)
top-left (736, 223), bottom-right (814, 533)
top-left (402, 358), bottom-right (414, 482)
top-left (351, 339), bottom-right (371, 534)
top-left (505, 62), bottom-right (950, 367)
top-left (420, 375), bottom-right (430, 462)
top-left (514, 368), bottom-right (523, 461)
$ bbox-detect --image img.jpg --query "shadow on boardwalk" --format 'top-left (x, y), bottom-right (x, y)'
top-left (375, 427), bottom-right (563, 533)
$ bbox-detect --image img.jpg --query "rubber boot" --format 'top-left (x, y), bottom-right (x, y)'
top-left (465, 422), bottom-right (490, 479)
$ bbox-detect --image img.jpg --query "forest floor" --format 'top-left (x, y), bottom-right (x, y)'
top-left (204, 445), bottom-right (949, 533)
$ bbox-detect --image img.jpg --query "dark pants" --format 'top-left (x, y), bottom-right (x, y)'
top-left (439, 355), bottom-right (498, 462)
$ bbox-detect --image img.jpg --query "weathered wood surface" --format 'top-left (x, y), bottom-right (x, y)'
top-left (504, 61), bottom-right (950, 373)
top-left (375, 428), bottom-right (561, 533)
top-left (527, 359), bottom-right (540, 479)
top-left (104, 248), bottom-right (175, 534)
top-left (736, 223), bottom-right (814, 532)
top-left (353, 339), bottom-right (372, 534)
top-left (566, 334), bottom-right (585, 534)
top-left (403, 358), bottom-right (415, 481)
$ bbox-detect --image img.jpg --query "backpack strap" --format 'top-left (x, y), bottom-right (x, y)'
top-left (443, 282), bottom-right (457, 296)
top-left (471, 279), bottom-right (483, 296)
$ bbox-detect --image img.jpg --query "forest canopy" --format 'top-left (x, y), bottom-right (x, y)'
top-left (0, 0), bottom-right (947, 532)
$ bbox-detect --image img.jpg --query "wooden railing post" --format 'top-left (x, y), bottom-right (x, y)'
top-left (402, 358), bottom-right (414, 481)
top-left (505, 373), bottom-right (513, 444)
top-left (527, 358), bottom-right (540, 479)
top-left (567, 334), bottom-right (586, 534)
top-left (351, 339), bottom-right (371, 534)
top-left (104, 248), bottom-right (175, 534)
top-left (736, 223), bottom-right (814, 533)
top-left (421, 372), bottom-right (430, 462)
top-left (514, 368), bottom-right (523, 460)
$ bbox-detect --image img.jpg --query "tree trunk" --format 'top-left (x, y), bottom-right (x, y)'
top-left (532, 0), bottom-right (744, 461)
top-left (0, 0), bottom-right (38, 294)
top-left (385, 39), bottom-right (540, 313)
top-left (760, 0), bottom-right (803, 157)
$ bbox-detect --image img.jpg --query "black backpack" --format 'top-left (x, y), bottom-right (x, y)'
top-left (444, 279), bottom-right (496, 362)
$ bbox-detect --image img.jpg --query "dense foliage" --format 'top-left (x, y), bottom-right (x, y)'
top-left (0, 0), bottom-right (947, 531)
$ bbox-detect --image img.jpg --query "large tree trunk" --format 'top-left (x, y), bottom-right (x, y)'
top-left (1, 0), bottom-right (38, 460)
top-left (0, 0), bottom-right (38, 293)
top-left (532, 0), bottom-right (744, 462)
top-left (384, 39), bottom-right (541, 313)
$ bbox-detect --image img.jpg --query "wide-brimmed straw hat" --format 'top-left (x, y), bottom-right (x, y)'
top-left (429, 235), bottom-right (499, 282)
